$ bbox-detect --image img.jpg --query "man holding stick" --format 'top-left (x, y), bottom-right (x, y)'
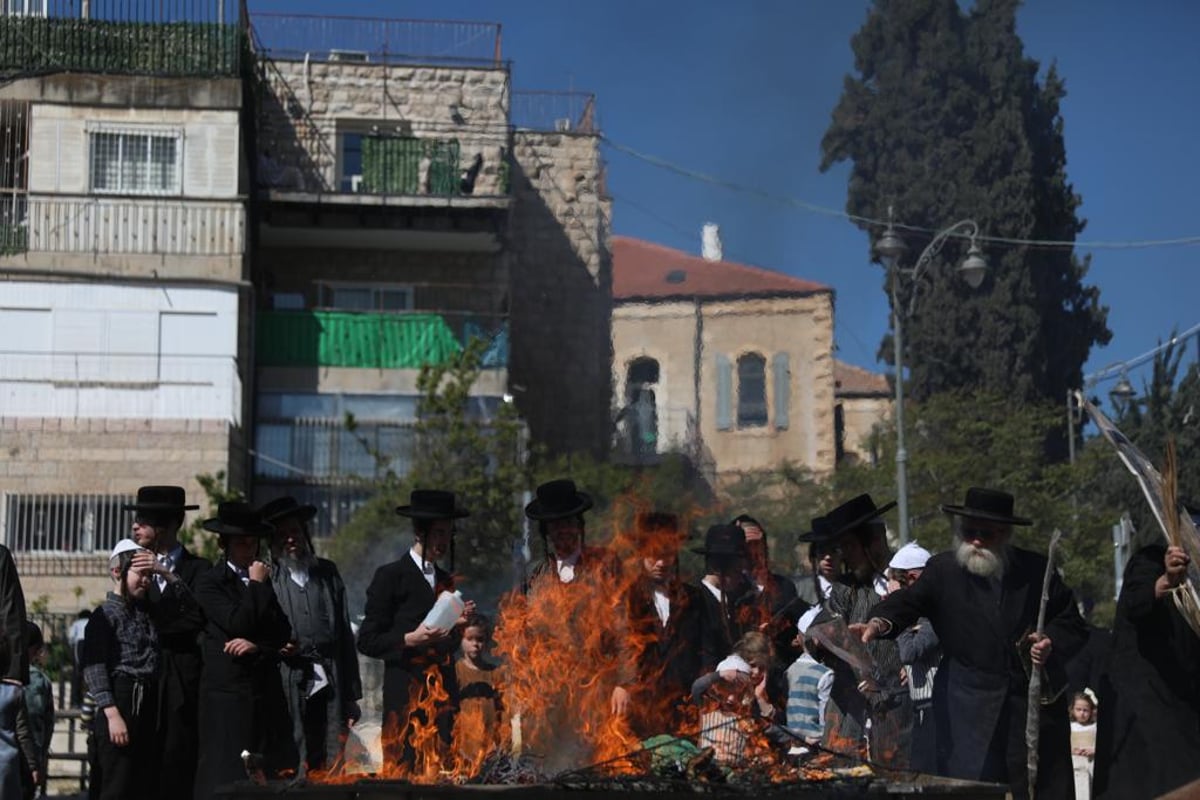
top-left (853, 488), bottom-right (1085, 799)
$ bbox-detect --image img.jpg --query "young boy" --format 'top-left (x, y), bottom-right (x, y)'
top-left (23, 621), bottom-right (54, 798)
top-left (785, 609), bottom-right (834, 746)
top-left (453, 613), bottom-right (503, 760)
top-left (83, 540), bottom-right (160, 800)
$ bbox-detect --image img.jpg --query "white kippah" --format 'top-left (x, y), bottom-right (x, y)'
top-left (716, 654), bottom-right (752, 675)
top-left (889, 541), bottom-right (932, 571)
top-left (109, 539), bottom-right (145, 562)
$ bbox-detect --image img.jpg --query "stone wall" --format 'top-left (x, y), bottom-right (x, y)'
top-left (0, 417), bottom-right (240, 496)
top-left (508, 131), bottom-right (612, 457)
top-left (258, 60), bottom-right (511, 195)
top-left (838, 395), bottom-right (890, 465)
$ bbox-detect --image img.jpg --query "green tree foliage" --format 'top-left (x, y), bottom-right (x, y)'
top-left (821, 0), bottom-right (1109, 405)
top-left (1085, 339), bottom-right (1200, 549)
top-left (186, 470), bottom-right (244, 562)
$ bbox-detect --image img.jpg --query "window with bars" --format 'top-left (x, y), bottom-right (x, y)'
top-left (89, 130), bottom-right (181, 195)
top-left (3, 493), bottom-right (134, 553)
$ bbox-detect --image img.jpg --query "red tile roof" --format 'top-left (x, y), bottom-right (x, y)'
top-left (834, 360), bottom-right (891, 397)
top-left (612, 236), bottom-right (830, 301)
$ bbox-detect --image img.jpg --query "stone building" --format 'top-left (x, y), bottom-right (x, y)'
top-left (611, 229), bottom-right (890, 484)
top-left (0, 5), bottom-right (612, 607)
top-left (0, 2), bottom-right (249, 602)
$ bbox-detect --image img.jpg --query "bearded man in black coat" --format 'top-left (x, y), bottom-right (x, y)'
top-left (1095, 533), bottom-right (1200, 799)
top-left (856, 488), bottom-right (1086, 800)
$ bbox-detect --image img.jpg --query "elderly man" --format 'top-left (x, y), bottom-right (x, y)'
top-left (357, 490), bottom-right (475, 769)
top-left (857, 488), bottom-right (1086, 799)
top-left (259, 497), bottom-right (362, 776)
top-left (122, 485), bottom-right (206, 800)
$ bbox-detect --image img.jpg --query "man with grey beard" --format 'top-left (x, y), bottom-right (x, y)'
top-left (855, 488), bottom-right (1086, 800)
top-left (259, 497), bottom-right (362, 776)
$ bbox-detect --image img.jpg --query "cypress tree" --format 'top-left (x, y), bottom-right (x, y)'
top-left (822, 0), bottom-right (1110, 404)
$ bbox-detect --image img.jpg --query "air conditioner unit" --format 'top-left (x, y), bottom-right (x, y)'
top-left (329, 49), bottom-right (369, 63)
top-left (553, 118), bottom-right (572, 132)
top-left (350, 175), bottom-right (364, 193)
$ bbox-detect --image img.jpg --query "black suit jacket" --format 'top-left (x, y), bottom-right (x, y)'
top-left (148, 547), bottom-right (208, 707)
top-left (195, 562), bottom-right (292, 692)
top-left (696, 576), bottom-right (757, 673)
top-left (357, 554), bottom-right (457, 717)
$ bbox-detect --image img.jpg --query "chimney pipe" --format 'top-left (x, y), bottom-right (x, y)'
top-left (701, 223), bottom-right (722, 262)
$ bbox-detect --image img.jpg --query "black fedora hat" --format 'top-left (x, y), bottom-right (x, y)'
top-left (525, 479), bottom-right (593, 521)
top-left (396, 489), bottom-right (470, 520)
top-left (798, 516), bottom-right (836, 544)
top-left (257, 496), bottom-right (318, 525)
top-left (202, 502), bottom-right (274, 537)
top-left (824, 494), bottom-right (897, 539)
top-left (691, 524), bottom-right (747, 558)
top-left (123, 485), bottom-right (199, 513)
top-left (941, 487), bottom-right (1032, 526)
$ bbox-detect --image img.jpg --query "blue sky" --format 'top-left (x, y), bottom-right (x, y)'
top-left (248, 0), bottom-right (1200, 398)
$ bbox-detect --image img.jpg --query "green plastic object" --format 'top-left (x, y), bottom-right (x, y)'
top-left (257, 310), bottom-right (462, 368)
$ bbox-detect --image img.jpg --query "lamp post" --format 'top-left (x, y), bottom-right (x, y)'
top-left (875, 216), bottom-right (987, 545)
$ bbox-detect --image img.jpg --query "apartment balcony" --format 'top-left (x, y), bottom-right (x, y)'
top-left (250, 14), bottom-right (511, 251)
top-left (256, 309), bottom-right (508, 396)
top-left (0, 0), bottom-right (243, 79)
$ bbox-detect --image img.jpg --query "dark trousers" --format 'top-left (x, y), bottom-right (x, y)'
top-left (910, 702), bottom-right (937, 774)
top-left (157, 676), bottom-right (200, 800)
top-left (90, 676), bottom-right (158, 800)
top-left (381, 663), bottom-right (457, 771)
top-left (980, 693), bottom-right (1073, 800)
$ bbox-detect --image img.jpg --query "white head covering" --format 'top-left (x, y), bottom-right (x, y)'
top-left (109, 538), bottom-right (144, 561)
top-left (889, 541), bottom-right (932, 571)
top-left (797, 605), bottom-right (822, 635)
top-left (715, 654), bottom-right (753, 675)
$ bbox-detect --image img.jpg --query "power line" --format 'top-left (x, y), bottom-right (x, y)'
top-left (1085, 321), bottom-right (1200, 385)
top-left (602, 136), bottom-right (1200, 252)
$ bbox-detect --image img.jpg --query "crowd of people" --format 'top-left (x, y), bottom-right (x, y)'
top-left (0, 480), bottom-right (1197, 799)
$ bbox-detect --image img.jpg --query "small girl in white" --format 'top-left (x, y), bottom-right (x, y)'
top-left (1070, 690), bottom-right (1098, 800)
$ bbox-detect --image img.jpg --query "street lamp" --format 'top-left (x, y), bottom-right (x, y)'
top-left (874, 215), bottom-right (987, 545)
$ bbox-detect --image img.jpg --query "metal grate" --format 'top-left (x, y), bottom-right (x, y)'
top-left (3, 493), bottom-right (134, 553)
top-left (89, 130), bottom-right (180, 195)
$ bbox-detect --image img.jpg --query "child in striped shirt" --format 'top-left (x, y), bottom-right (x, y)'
top-left (785, 607), bottom-right (834, 745)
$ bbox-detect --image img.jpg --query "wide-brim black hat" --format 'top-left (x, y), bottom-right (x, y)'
top-left (202, 501), bottom-right (275, 537)
top-left (396, 489), bottom-right (470, 520)
top-left (257, 496), bottom-right (318, 525)
top-left (123, 485), bottom-right (199, 512)
top-left (691, 524), bottom-right (747, 558)
top-left (525, 479), bottom-right (593, 521)
top-left (941, 487), bottom-right (1032, 526)
top-left (824, 494), bottom-right (897, 539)
top-left (798, 516), bottom-right (836, 544)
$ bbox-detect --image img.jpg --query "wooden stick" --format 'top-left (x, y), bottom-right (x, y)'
top-left (1026, 529), bottom-right (1062, 800)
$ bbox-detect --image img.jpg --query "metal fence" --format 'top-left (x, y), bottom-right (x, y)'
top-left (511, 90), bottom-right (598, 133)
top-left (0, 0), bottom-right (245, 78)
top-left (2, 492), bottom-right (134, 553)
top-left (249, 13), bottom-right (502, 67)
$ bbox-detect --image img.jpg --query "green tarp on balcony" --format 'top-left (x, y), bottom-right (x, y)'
top-left (360, 136), bottom-right (461, 195)
top-left (257, 311), bottom-right (463, 369)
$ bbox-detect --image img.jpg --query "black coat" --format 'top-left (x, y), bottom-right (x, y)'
top-left (622, 576), bottom-right (703, 734)
top-left (752, 571), bottom-right (807, 664)
top-left (0, 545), bottom-right (27, 684)
top-left (146, 547), bottom-right (208, 800)
top-left (1095, 545), bottom-right (1200, 799)
top-left (193, 563), bottom-right (293, 800)
top-left (872, 547), bottom-right (1086, 799)
top-left (695, 576), bottom-right (757, 673)
top-left (357, 555), bottom-right (459, 723)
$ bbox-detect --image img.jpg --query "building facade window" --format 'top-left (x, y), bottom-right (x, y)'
top-left (89, 129), bottom-right (182, 195)
top-left (3, 493), bottom-right (133, 553)
top-left (317, 282), bottom-right (413, 312)
top-left (736, 352), bottom-right (768, 428)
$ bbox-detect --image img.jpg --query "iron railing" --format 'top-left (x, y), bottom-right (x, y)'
top-left (249, 13), bottom-right (502, 67)
top-left (0, 0), bottom-right (244, 78)
top-left (1, 492), bottom-right (134, 553)
top-left (0, 351), bottom-right (243, 423)
top-left (511, 90), bottom-right (598, 133)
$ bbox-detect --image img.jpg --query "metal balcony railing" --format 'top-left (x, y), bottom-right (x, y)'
top-left (248, 13), bottom-right (502, 67)
top-left (0, 0), bottom-right (244, 78)
top-left (511, 90), bottom-right (598, 134)
top-left (1, 492), bottom-right (135, 554)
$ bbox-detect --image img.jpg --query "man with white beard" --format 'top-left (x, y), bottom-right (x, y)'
top-left (854, 488), bottom-right (1086, 800)
top-left (259, 497), bottom-right (362, 776)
